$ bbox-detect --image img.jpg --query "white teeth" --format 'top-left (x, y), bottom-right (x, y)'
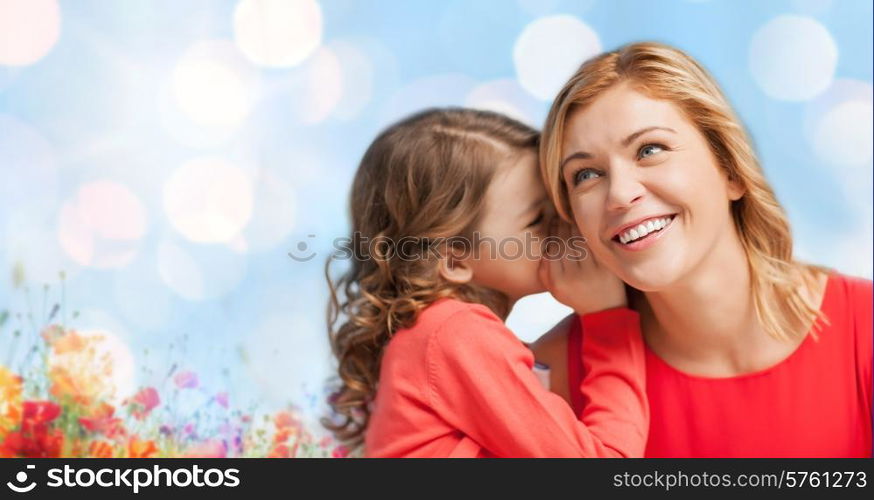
top-left (618, 215), bottom-right (674, 244)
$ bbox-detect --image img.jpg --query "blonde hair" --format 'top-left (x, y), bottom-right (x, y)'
top-left (540, 42), bottom-right (828, 342)
top-left (324, 108), bottom-right (539, 447)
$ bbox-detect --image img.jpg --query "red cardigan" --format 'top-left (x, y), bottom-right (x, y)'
top-left (566, 273), bottom-right (873, 457)
top-left (365, 298), bottom-right (648, 457)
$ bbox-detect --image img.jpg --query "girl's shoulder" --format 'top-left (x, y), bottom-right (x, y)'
top-left (388, 297), bottom-right (513, 354)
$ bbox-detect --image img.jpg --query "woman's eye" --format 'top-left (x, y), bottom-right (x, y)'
top-left (638, 144), bottom-right (665, 159)
top-left (572, 168), bottom-right (601, 186)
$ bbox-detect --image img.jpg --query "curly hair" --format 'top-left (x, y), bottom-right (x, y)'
top-left (323, 108), bottom-right (539, 447)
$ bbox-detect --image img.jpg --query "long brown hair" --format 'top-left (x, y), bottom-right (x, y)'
top-left (324, 108), bottom-right (539, 447)
top-left (540, 42), bottom-right (828, 343)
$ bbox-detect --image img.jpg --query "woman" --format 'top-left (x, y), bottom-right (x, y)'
top-left (532, 42), bottom-right (872, 457)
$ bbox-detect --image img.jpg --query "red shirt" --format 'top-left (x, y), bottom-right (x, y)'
top-left (567, 273), bottom-right (873, 457)
top-left (365, 298), bottom-right (648, 458)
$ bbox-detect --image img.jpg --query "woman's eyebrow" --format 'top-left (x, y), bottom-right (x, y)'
top-left (560, 126), bottom-right (678, 174)
top-left (621, 126), bottom-right (677, 147)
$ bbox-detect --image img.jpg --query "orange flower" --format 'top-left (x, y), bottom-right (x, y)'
top-left (273, 410), bottom-right (300, 430)
top-left (0, 366), bottom-right (22, 435)
top-left (89, 440), bottom-right (115, 458)
top-left (127, 437), bottom-right (158, 458)
top-left (48, 368), bottom-right (94, 407)
top-left (51, 330), bottom-right (87, 354)
top-left (79, 402), bottom-right (125, 439)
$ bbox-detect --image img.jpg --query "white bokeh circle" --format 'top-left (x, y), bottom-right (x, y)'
top-left (163, 157), bottom-right (254, 244)
top-left (813, 99), bottom-right (873, 168)
top-left (513, 15), bottom-right (601, 101)
top-left (749, 15), bottom-right (837, 101)
top-left (57, 181), bottom-right (148, 269)
top-left (233, 0), bottom-right (323, 68)
top-left (171, 41), bottom-right (260, 128)
top-left (0, 0), bottom-right (61, 66)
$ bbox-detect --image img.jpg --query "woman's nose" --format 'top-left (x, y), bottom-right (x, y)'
top-left (605, 162), bottom-right (646, 211)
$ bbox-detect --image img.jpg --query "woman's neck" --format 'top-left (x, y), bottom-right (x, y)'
top-left (635, 229), bottom-right (805, 377)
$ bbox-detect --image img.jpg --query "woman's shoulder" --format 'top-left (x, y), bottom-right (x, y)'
top-left (823, 272), bottom-right (872, 314)
top-left (819, 272), bottom-right (872, 370)
top-left (828, 271), bottom-right (873, 292)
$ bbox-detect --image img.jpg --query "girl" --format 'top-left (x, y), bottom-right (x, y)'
top-left (325, 108), bottom-right (648, 458)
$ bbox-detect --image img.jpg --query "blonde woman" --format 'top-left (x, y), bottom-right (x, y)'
top-left (533, 42), bottom-right (872, 457)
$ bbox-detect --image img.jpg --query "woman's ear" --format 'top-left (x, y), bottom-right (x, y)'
top-left (437, 245), bottom-right (474, 285)
top-left (724, 169), bottom-right (745, 201)
top-left (727, 177), bottom-right (745, 201)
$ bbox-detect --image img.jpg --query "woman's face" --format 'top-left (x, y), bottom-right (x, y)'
top-left (559, 82), bottom-right (743, 291)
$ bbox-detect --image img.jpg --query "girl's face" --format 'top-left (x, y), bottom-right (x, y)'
top-left (467, 149), bottom-right (549, 302)
top-left (559, 82), bottom-right (743, 291)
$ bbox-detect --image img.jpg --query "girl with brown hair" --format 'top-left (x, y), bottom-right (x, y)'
top-left (325, 107), bottom-right (649, 457)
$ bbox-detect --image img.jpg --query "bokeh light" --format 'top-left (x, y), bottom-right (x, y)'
top-left (57, 181), bottom-right (148, 269)
top-left (163, 157), bottom-right (254, 244)
top-left (329, 40), bottom-right (375, 121)
top-left (171, 40), bottom-right (260, 128)
top-left (157, 239), bottom-right (248, 301)
top-left (380, 73), bottom-right (478, 126)
top-left (282, 46), bottom-right (343, 124)
top-left (465, 78), bottom-right (544, 128)
top-left (749, 15), bottom-right (837, 101)
top-left (513, 15), bottom-right (601, 101)
top-left (241, 168), bottom-right (298, 253)
top-left (814, 99), bottom-right (873, 167)
top-left (0, 0), bottom-right (61, 66)
top-left (233, 0), bottom-right (323, 68)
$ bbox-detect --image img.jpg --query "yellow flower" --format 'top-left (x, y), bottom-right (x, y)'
top-left (0, 366), bottom-right (23, 436)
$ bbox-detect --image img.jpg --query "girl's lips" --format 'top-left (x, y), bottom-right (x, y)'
top-left (612, 214), bottom-right (677, 252)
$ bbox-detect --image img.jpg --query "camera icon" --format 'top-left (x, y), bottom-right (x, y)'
top-left (6, 464), bottom-right (36, 493)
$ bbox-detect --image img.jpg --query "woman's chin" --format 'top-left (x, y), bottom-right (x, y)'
top-left (618, 264), bottom-right (681, 293)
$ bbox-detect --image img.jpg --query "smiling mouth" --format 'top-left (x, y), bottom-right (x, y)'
top-left (613, 214), bottom-right (677, 245)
